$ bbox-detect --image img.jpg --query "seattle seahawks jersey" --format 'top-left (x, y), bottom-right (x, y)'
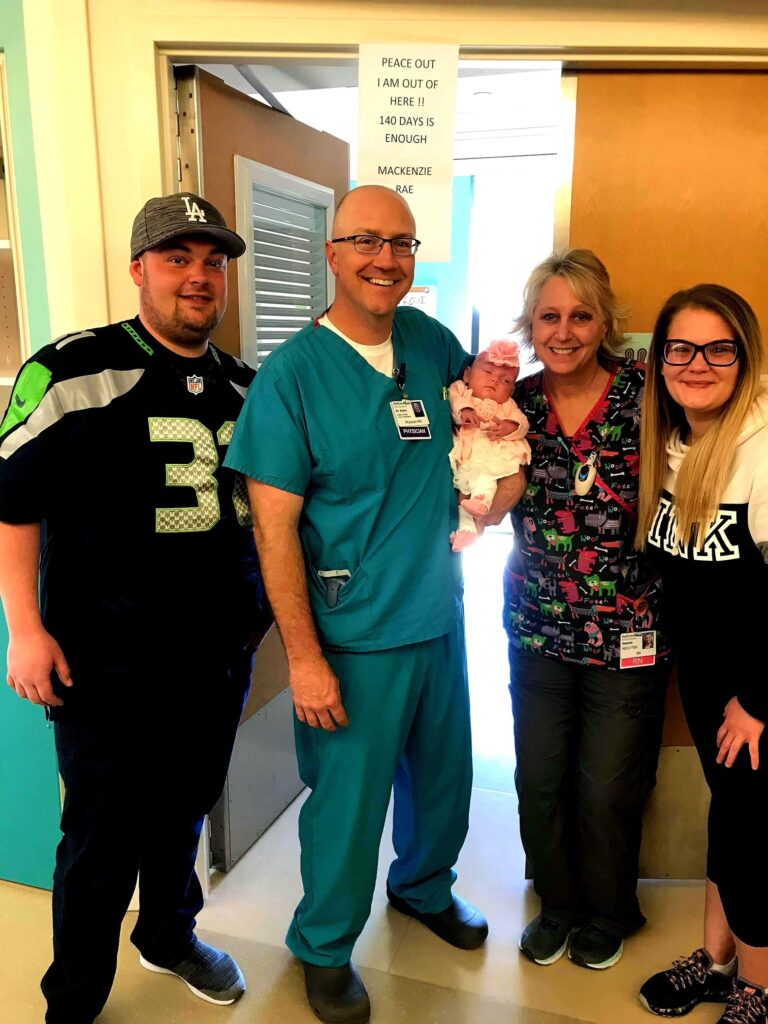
top-left (0, 317), bottom-right (265, 692)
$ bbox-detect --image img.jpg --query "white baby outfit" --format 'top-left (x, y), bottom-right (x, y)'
top-left (449, 380), bottom-right (531, 540)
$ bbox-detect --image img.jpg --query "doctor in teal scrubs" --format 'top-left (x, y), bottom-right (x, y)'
top-left (227, 186), bottom-right (517, 1024)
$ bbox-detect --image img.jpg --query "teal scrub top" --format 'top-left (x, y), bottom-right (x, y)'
top-left (226, 306), bottom-right (471, 652)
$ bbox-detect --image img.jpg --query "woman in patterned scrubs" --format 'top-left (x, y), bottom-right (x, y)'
top-left (505, 249), bottom-right (671, 971)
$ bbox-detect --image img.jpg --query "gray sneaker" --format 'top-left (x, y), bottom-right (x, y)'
top-left (569, 923), bottom-right (624, 970)
top-left (140, 936), bottom-right (246, 1005)
top-left (520, 914), bottom-right (572, 965)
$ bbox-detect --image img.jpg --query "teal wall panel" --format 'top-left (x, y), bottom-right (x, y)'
top-left (349, 175), bottom-right (474, 347)
top-left (1, 0), bottom-right (51, 349)
top-left (0, 622), bottom-right (61, 889)
top-left (413, 175), bottom-right (473, 348)
top-left (1, 0), bottom-right (60, 890)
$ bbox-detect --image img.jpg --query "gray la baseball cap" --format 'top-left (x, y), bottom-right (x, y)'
top-left (130, 192), bottom-right (246, 260)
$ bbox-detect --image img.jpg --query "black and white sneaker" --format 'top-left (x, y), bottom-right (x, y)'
top-left (640, 948), bottom-right (734, 1016)
top-left (568, 923), bottom-right (624, 969)
top-left (140, 936), bottom-right (246, 1005)
top-left (519, 914), bottom-right (572, 965)
top-left (718, 978), bottom-right (768, 1024)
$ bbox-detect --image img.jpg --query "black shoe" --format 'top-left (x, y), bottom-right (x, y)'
top-left (519, 914), bottom-right (572, 965)
top-left (302, 962), bottom-right (370, 1024)
top-left (139, 936), bottom-right (245, 1004)
top-left (569, 923), bottom-right (624, 970)
top-left (717, 978), bottom-right (768, 1024)
top-left (386, 883), bottom-right (488, 950)
top-left (640, 948), bottom-right (734, 1016)
top-left (45, 1017), bottom-right (95, 1024)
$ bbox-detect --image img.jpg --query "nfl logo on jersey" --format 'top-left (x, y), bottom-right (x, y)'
top-left (186, 375), bottom-right (204, 395)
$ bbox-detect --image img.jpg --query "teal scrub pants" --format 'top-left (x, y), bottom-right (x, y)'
top-left (286, 613), bottom-right (472, 966)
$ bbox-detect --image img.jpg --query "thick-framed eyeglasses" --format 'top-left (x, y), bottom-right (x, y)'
top-left (331, 234), bottom-right (421, 257)
top-left (662, 340), bottom-right (740, 367)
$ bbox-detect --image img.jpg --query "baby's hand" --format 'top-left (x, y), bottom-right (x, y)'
top-left (460, 408), bottom-right (480, 429)
top-left (487, 417), bottom-right (519, 440)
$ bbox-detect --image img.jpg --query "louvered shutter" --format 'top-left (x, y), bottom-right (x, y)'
top-left (236, 159), bottom-right (335, 368)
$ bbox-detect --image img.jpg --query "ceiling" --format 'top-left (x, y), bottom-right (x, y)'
top-left (197, 59), bottom-right (560, 95)
top-left (192, 60), bottom-right (564, 163)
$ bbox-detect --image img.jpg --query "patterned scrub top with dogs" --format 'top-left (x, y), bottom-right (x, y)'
top-left (503, 361), bottom-right (668, 668)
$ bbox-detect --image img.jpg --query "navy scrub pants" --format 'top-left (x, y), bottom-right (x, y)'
top-left (509, 645), bottom-right (669, 937)
top-left (41, 649), bottom-right (252, 1024)
top-left (286, 613), bottom-right (473, 966)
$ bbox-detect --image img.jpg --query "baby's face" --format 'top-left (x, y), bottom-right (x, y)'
top-left (465, 354), bottom-right (518, 403)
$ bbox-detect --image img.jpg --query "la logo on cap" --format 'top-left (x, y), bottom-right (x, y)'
top-left (182, 196), bottom-right (207, 223)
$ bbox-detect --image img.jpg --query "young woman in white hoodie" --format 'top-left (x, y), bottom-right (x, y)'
top-left (636, 284), bottom-right (768, 1024)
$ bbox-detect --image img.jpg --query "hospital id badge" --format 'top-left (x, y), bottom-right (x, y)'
top-left (619, 630), bottom-right (656, 669)
top-left (390, 399), bottom-right (431, 440)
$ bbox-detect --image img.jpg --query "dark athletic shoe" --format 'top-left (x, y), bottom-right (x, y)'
top-left (139, 936), bottom-right (245, 1005)
top-left (717, 978), bottom-right (768, 1024)
top-left (640, 948), bottom-right (734, 1016)
top-left (569, 923), bottom-right (624, 970)
top-left (519, 914), bottom-right (572, 965)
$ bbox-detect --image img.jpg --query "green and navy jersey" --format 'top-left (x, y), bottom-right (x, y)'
top-left (0, 317), bottom-right (266, 685)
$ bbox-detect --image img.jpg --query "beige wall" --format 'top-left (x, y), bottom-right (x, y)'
top-left (20, 0), bottom-right (768, 336)
top-left (23, 0), bottom-right (107, 339)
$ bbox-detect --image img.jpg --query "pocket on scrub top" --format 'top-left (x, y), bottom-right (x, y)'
top-left (308, 565), bottom-right (374, 646)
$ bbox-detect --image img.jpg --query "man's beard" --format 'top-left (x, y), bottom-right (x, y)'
top-left (141, 285), bottom-right (223, 348)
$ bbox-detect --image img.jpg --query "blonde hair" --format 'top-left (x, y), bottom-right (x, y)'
top-left (636, 284), bottom-right (765, 550)
top-left (513, 248), bottom-right (628, 359)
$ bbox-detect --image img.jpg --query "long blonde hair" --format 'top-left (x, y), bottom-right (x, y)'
top-left (513, 248), bottom-right (628, 358)
top-left (636, 284), bottom-right (765, 550)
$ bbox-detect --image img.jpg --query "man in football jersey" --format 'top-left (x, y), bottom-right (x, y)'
top-left (0, 193), bottom-right (271, 1024)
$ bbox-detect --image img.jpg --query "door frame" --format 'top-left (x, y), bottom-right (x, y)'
top-left (145, 40), bottom-right (766, 886)
top-left (157, 44), bottom-right (768, 250)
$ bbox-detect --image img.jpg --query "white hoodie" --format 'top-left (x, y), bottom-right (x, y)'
top-left (647, 380), bottom-right (768, 720)
top-left (663, 381), bottom-right (768, 547)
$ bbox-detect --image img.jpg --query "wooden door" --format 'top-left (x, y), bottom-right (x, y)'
top-left (570, 71), bottom-right (768, 334)
top-left (568, 71), bottom-right (768, 877)
top-left (176, 65), bottom-right (349, 359)
top-left (174, 65), bottom-right (350, 869)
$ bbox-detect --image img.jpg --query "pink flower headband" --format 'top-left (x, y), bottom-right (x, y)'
top-left (484, 339), bottom-right (520, 368)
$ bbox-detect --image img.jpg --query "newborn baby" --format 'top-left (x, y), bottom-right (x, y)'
top-left (449, 340), bottom-right (530, 551)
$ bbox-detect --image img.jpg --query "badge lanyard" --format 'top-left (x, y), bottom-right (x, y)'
top-left (393, 361), bottom-right (407, 398)
top-left (389, 361), bottom-right (432, 440)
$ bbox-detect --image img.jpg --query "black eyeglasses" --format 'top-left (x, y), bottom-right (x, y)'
top-left (662, 340), bottom-right (740, 367)
top-left (330, 234), bottom-right (421, 257)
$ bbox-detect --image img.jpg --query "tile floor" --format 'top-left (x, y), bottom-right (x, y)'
top-left (0, 533), bottom-right (711, 1023)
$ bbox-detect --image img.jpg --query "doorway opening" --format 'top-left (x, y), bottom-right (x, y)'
top-left (177, 55), bottom-right (567, 860)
